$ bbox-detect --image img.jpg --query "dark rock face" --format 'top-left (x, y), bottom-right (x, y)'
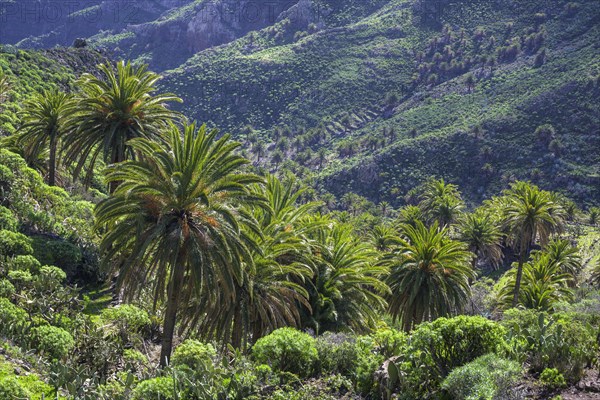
top-left (0, 0), bottom-right (302, 71)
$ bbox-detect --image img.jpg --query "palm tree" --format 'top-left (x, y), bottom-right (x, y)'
top-left (498, 181), bottom-right (565, 307)
top-left (16, 90), bottom-right (76, 186)
top-left (497, 251), bottom-right (574, 311)
top-left (369, 224), bottom-right (399, 252)
top-left (64, 61), bottom-right (181, 192)
top-left (0, 69), bottom-right (10, 103)
top-left (383, 221), bottom-right (474, 331)
top-left (184, 174), bottom-right (317, 349)
top-left (543, 239), bottom-right (581, 279)
top-left (458, 209), bottom-right (503, 270)
top-left (95, 123), bottom-right (264, 366)
top-left (302, 217), bottom-right (388, 334)
top-left (418, 178), bottom-right (464, 227)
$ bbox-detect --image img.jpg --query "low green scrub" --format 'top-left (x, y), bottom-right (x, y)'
top-left (31, 325), bottom-right (75, 360)
top-left (252, 327), bottom-right (318, 379)
top-left (503, 309), bottom-right (596, 382)
top-left (0, 297), bottom-right (28, 335)
top-left (396, 316), bottom-right (507, 398)
top-left (442, 353), bottom-right (522, 400)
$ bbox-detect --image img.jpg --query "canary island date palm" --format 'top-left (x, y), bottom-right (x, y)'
top-left (65, 61), bottom-right (181, 192)
top-left (496, 181), bottom-right (565, 307)
top-left (458, 209), bottom-right (503, 270)
top-left (418, 178), bottom-right (464, 227)
top-left (498, 251), bottom-right (574, 311)
top-left (383, 221), bottom-right (474, 331)
top-left (95, 122), bottom-right (264, 366)
top-left (302, 217), bottom-right (389, 334)
top-left (16, 90), bottom-right (76, 186)
top-left (183, 174), bottom-right (316, 349)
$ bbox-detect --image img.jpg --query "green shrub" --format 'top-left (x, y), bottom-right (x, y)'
top-left (0, 376), bottom-right (31, 399)
top-left (31, 236), bottom-right (81, 276)
top-left (252, 328), bottom-right (318, 378)
top-left (0, 297), bottom-right (28, 335)
top-left (37, 265), bottom-right (67, 289)
top-left (354, 334), bottom-right (386, 396)
top-left (7, 269), bottom-right (33, 289)
top-left (0, 229), bottom-right (33, 257)
top-left (100, 304), bottom-right (151, 344)
top-left (132, 377), bottom-right (176, 400)
top-left (316, 332), bottom-right (359, 376)
top-left (442, 353), bottom-right (522, 400)
top-left (371, 328), bottom-right (407, 359)
top-left (398, 316), bottom-right (506, 397)
top-left (503, 310), bottom-right (595, 382)
top-left (0, 278), bottom-right (15, 298)
top-left (0, 206), bottom-right (17, 231)
top-left (123, 349), bottom-right (149, 373)
top-left (171, 339), bottom-right (216, 371)
top-left (10, 254), bottom-right (41, 273)
top-left (31, 325), bottom-right (75, 360)
top-left (540, 368), bottom-right (567, 389)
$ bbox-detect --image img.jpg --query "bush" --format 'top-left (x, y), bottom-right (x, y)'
top-left (540, 368), bottom-right (567, 389)
top-left (0, 376), bottom-right (31, 399)
top-left (316, 332), bottom-right (359, 376)
top-left (503, 310), bottom-right (595, 382)
top-left (171, 339), bottom-right (216, 371)
top-left (31, 237), bottom-right (81, 277)
top-left (442, 353), bottom-right (522, 400)
top-left (0, 278), bottom-right (15, 298)
top-left (397, 316), bottom-right (506, 397)
top-left (37, 265), bottom-right (67, 289)
top-left (100, 304), bottom-right (151, 344)
top-left (0, 206), bottom-right (17, 231)
top-left (0, 229), bottom-right (33, 257)
top-left (252, 328), bottom-right (318, 378)
top-left (31, 325), bottom-right (75, 360)
top-left (10, 254), bottom-right (41, 273)
top-left (0, 297), bottom-right (28, 335)
top-left (132, 377), bottom-right (176, 400)
top-left (7, 269), bottom-right (33, 289)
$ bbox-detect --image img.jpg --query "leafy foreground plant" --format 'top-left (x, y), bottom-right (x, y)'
top-left (95, 122), bottom-right (265, 366)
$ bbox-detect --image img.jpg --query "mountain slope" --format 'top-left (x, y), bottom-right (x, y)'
top-left (160, 0), bottom-right (600, 205)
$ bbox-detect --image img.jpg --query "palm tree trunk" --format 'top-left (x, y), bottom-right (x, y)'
top-left (512, 237), bottom-right (529, 307)
top-left (48, 133), bottom-right (57, 186)
top-left (160, 263), bottom-right (185, 367)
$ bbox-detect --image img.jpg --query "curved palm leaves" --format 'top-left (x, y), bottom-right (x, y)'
top-left (458, 209), bottom-right (503, 270)
top-left (370, 224), bottom-right (399, 252)
top-left (95, 122), bottom-right (264, 365)
top-left (497, 181), bottom-right (565, 306)
top-left (64, 61), bottom-right (181, 190)
top-left (302, 218), bottom-right (389, 335)
top-left (16, 90), bottom-right (76, 185)
top-left (498, 251), bottom-right (574, 311)
top-left (0, 69), bottom-right (10, 103)
top-left (383, 221), bottom-right (474, 331)
top-left (184, 174), bottom-right (316, 349)
top-left (418, 178), bottom-right (464, 227)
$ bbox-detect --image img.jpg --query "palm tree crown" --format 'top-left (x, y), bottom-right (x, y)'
top-left (496, 181), bottom-right (565, 306)
top-left (383, 221), bottom-right (474, 331)
top-left (16, 90), bottom-right (76, 185)
top-left (65, 61), bottom-right (181, 190)
top-left (95, 122), bottom-right (264, 365)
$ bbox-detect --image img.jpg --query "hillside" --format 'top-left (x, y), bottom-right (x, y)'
top-left (159, 0), bottom-right (600, 205)
top-left (3, 0), bottom-right (599, 206)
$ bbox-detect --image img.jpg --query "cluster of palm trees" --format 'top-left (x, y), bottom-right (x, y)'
top-left (6, 60), bottom-right (576, 367)
top-left (5, 61), bottom-right (181, 189)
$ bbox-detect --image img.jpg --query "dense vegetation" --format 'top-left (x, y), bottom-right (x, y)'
top-left (0, 0), bottom-right (599, 399)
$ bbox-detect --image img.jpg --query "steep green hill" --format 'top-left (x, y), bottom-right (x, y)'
top-left (160, 0), bottom-right (600, 205)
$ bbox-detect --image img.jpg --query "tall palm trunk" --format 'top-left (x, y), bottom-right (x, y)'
top-left (160, 262), bottom-right (185, 367)
top-left (48, 131), bottom-right (57, 186)
top-left (512, 234), bottom-right (530, 307)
